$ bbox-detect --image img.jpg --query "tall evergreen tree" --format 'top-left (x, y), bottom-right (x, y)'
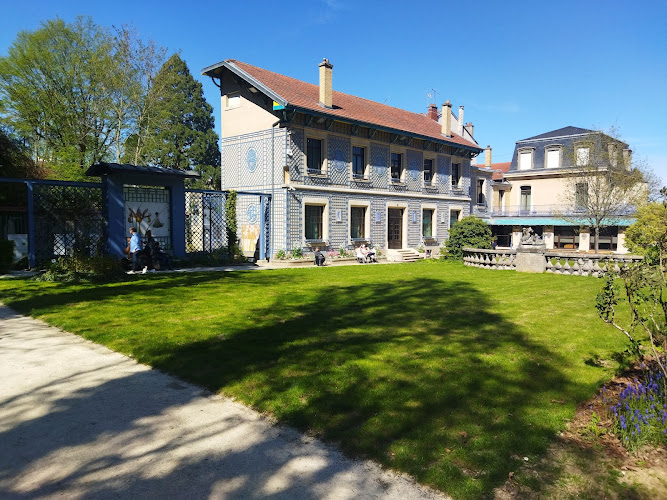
top-left (143, 54), bottom-right (220, 188)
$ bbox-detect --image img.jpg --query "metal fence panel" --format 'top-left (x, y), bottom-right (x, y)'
top-left (185, 191), bottom-right (228, 253)
top-left (32, 183), bottom-right (106, 263)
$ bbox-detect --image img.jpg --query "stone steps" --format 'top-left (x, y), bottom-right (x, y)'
top-left (387, 249), bottom-right (424, 262)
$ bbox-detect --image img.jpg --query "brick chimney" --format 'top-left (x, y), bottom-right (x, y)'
top-left (458, 106), bottom-right (464, 136)
top-left (319, 58), bottom-right (333, 108)
top-left (427, 103), bottom-right (438, 121)
top-left (466, 122), bottom-right (474, 138)
top-left (442, 101), bottom-right (452, 137)
top-left (485, 145), bottom-right (492, 167)
top-left (623, 148), bottom-right (632, 170)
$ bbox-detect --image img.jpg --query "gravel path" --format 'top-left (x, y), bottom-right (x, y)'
top-left (0, 305), bottom-right (448, 500)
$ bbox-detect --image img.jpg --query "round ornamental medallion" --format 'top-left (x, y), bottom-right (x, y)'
top-left (246, 148), bottom-right (257, 173)
top-left (333, 149), bottom-right (346, 173)
top-left (247, 204), bottom-right (258, 224)
top-left (410, 159), bottom-right (419, 180)
top-left (374, 154), bottom-right (387, 175)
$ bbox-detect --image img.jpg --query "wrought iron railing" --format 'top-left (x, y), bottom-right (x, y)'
top-left (490, 204), bottom-right (636, 217)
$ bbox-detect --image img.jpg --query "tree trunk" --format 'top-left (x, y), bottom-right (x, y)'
top-left (594, 225), bottom-right (600, 254)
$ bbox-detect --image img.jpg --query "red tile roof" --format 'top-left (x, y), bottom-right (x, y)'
top-left (473, 162), bottom-right (511, 180)
top-left (226, 60), bottom-right (481, 151)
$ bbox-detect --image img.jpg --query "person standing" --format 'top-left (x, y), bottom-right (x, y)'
top-left (128, 227), bottom-right (146, 274)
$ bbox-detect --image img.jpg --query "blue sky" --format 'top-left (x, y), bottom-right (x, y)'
top-left (2, 0), bottom-right (666, 184)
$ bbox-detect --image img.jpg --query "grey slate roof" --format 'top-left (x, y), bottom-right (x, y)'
top-left (86, 163), bottom-right (200, 178)
top-left (518, 126), bottom-right (593, 142)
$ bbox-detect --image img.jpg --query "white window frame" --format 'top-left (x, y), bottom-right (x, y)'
top-left (390, 148), bottom-right (406, 183)
top-left (545, 145), bottom-right (562, 169)
top-left (423, 156), bottom-right (436, 187)
top-left (451, 161), bottom-right (461, 188)
top-left (386, 201), bottom-right (408, 249)
top-left (348, 200), bottom-right (371, 243)
top-left (519, 185), bottom-right (532, 212)
top-left (518, 148), bottom-right (534, 171)
top-left (422, 203), bottom-right (437, 239)
top-left (351, 143), bottom-right (370, 181)
top-left (305, 132), bottom-right (327, 176)
top-left (448, 206), bottom-right (463, 229)
top-left (224, 93), bottom-right (241, 110)
top-left (302, 197), bottom-right (329, 243)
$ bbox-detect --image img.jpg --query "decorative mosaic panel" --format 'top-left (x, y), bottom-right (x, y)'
top-left (407, 200), bottom-right (421, 247)
top-left (406, 150), bottom-right (423, 192)
top-left (239, 139), bottom-right (264, 188)
top-left (370, 142), bottom-right (389, 189)
top-left (438, 155), bottom-right (451, 194)
top-left (438, 201), bottom-right (449, 243)
top-left (370, 198), bottom-right (386, 248)
top-left (221, 142), bottom-right (240, 190)
top-left (289, 128), bottom-right (304, 182)
top-left (461, 160), bottom-right (471, 195)
top-left (286, 189), bottom-right (303, 251)
top-left (328, 134), bottom-right (350, 186)
top-left (329, 194), bottom-right (348, 250)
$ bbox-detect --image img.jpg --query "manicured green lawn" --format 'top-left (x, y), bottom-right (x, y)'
top-left (0, 261), bottom-right (628, 499)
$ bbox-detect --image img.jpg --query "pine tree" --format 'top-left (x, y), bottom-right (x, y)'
top-left (143, 54), bottom-right (220, 186)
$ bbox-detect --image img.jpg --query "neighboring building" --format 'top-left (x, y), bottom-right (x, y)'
top-left (201, 59), bottom-right (485, 258)
top-left (476, 126), bottom-right (635, 253)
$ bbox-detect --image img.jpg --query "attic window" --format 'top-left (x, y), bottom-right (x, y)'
top-left (518, 149), bottom-right (533, 171)
top-left (226, 94), bottom-right (241, 109)
top-left (546, 146), bottom-right (561, 169)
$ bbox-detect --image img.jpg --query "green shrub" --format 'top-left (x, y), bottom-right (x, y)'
top-left (445, 216), bottom-right (492, 260)
top-left (291, 247), bottom-right (303, 259)
top-left (275, 249), bottom-right (286, 260)
top-left (35, 255), bottom-right (125, 282)
top-left (339, 246), bottom-right (349, 258)
top-left (0, 240), bottom-right (14, 273)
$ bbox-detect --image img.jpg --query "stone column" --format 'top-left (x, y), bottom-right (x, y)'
top-left (543, 225), bottom-right (554, 250)
top-left (579, 227), bottom-right (590, 252)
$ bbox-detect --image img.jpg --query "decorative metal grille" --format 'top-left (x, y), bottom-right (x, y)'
top-left (185, 191), bottom-right (227, 253)
top-left (33, 183), bottom-right (106, 264)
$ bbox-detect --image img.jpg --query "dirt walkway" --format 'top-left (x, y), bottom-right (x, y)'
top-left (0, 305), bottom-right (447, 500)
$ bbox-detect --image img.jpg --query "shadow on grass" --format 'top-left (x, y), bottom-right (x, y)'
top-left (1, 270), bottom-right (289, 313)
top-left (0, 269), bottom-right (616, 499)
top-left (139, 276), bottom-right (586, 498)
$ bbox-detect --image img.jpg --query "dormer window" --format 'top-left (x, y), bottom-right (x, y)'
top-left (546, 145), bottom-right (561, 169)
top-left (576, 146), bottom-right (590, 166)
top-left (518, 148), bottom-right (534, 170)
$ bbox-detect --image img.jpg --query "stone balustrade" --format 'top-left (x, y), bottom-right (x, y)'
top-left (462, 248), bottom-right (643, 275)
top-left (462, 248), bottom-right (517, 270)
top-left (545, 253), bottom-right (643, 276)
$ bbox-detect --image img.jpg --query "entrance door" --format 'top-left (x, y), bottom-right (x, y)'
top-left (388, 208), bottom-right (403, 249)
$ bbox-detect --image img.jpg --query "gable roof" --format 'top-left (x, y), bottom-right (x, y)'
top-left (202, 59), bottom-right (481, 152)
top-left (473, 161), bottom-right (511, 180)
top-left (518, 126), bottom-right (593, 142)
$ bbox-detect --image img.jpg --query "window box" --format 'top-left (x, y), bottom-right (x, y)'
top-left (352, 174), bottom-right (371, 182)
top-left (305, 239), bottom-right (327, 247)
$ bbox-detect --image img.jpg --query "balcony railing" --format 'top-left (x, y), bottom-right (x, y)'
top-left (490, 204), bottom-right (636, 217)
